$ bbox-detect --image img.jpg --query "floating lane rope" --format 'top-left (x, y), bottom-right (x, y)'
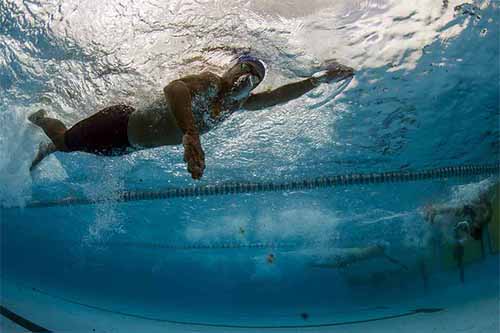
top-left (86, 240), bottom-right (301, 251)
top-left (38, 238), bottom-right (330, 252)
top-left (21, 164), bottom-right (500, 209)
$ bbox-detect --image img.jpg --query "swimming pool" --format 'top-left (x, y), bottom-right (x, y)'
top-left (1, 0), bottom-right (499, 332)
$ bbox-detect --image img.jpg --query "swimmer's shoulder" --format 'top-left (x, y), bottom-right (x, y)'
top-left (173, 71), bottom-right (223, 93)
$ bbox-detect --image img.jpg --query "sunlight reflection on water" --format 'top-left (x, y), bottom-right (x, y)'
top-left (0, 0), bottom-right (497, 202)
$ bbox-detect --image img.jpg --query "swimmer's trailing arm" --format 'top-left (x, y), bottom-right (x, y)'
top-left (164, 81), bottom-right (205, 180)
top-left (243, 63), bottom-right (354, 111)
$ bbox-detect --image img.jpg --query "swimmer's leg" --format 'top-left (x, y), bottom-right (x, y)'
top-left (29, 109), bottom-right (68, 150)
top-left (30, 142), bottom-right (57, 171)
top-left (29, 109), bottom-right (68, 170)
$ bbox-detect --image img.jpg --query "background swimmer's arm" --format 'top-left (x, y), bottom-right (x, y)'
top-left (436, 206), bottom-right (463, 215)
top-left (243, 64), bottom-right (354, 111)
top-left (424, 204), bottom-right (463, 223)
top-left (164, 80), bottom-right (205, 180)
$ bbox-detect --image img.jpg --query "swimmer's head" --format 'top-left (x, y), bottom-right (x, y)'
top-left (235, 55), bottom-right (266, 81)
top-left (223, 55), bottom-right (266, 102)
top-left (454, 221), bottom-right (471, 244)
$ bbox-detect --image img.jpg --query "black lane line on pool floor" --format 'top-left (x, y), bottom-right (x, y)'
top-left (25, 285), bottom-right (444, 329)
top-left (0, 305), bottom-right (51, 332)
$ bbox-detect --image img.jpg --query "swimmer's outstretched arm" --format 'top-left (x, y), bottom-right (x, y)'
top-left (243, 64), bottom-right (354, 111)
top-left (164, 80), bottom-right (205, 180)
top-left (432, 205), bottom-right (461, 215)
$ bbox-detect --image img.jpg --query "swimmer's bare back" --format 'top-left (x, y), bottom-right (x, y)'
top-left (29, 60), bottom-right (354, 179)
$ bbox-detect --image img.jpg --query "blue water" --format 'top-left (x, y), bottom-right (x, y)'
top-left (1, 0), bottom-right (499, 331)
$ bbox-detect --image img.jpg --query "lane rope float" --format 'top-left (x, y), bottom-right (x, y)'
top-left (11, 163), bottom-right (500, 209)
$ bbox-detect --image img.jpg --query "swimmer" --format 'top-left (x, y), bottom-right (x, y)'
top-left (423, 183), bottom-right (496, 281)
top-left (309, 244), bottom-right (408, 270)
top-left (423, 183), bottom-right (495, 242)
top-left (29, 55), bottom-right (354, 179)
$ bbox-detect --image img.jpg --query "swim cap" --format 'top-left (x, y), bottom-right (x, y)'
top-left (236, 55), bottom-right (266, 81)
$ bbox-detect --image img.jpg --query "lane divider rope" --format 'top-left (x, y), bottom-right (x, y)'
top-left (16, 163), bottom-right (500, 209)
top-left (87, 240), bottom-right (301, 251)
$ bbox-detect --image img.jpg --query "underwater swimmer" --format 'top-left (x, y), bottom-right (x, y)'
top-left (423, 184), bottom-right (496, 282)
top-left (424, 184), bottom-right (495, 242)
top-left (309, 244), bottom-right (408, 270)
top-left (28, 55), bottom-right (354, 179)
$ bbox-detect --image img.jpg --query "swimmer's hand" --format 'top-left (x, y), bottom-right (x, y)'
top-left (313, 63), bottom-right (355, 85)
top-left (182, 133), bottom-right (205, 180)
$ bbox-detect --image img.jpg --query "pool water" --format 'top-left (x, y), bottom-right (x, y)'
top-left (1, 0), bottom-right (499, 332)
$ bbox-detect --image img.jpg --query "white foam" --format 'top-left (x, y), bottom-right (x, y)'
top-left (185, 214), bottom-right (251, 243)
top-left (449, 178), bottom-right (495, 206)
top-left (81, 163), bottom-right (131, 241)
top-left (255, 206), bottom-right (340, 246)
top-left (0, 106), bottom-right (37, 207)
top-left (35, 155), bottom-right (69, 182)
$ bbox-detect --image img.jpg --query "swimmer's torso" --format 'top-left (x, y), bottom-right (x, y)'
top-left (127, 72), bottom-right (236, 148)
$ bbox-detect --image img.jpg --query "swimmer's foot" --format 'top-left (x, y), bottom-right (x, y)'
top-left (28, 109), bottom-right (47, 126)
top-left (30, 141), bottom-right (56, 172)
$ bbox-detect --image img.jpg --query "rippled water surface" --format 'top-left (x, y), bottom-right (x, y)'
top-left (0, 0), bottom-right (499, 330)
top-left (1, 0), bottom-right (498, 199)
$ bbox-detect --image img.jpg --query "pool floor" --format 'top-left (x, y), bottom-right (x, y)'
top-left (1, 257), bottom-right (499, 333)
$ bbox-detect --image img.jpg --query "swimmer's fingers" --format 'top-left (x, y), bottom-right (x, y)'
top-left (185, 149), bottom-right (203, 179)
top-left (182, 134), bottom-right (205, 179)
top-left (321, 63), bottom-right (355, 82)
top-left (188, 162), bottom-right (203, 179)
top-left (188, 151), bottom-right (205, 179)
top-left (189, 135), bottom-right (205, 172)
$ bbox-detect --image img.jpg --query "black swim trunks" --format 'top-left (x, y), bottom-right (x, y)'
top-left (64, 105), bottom-right (135, 156)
